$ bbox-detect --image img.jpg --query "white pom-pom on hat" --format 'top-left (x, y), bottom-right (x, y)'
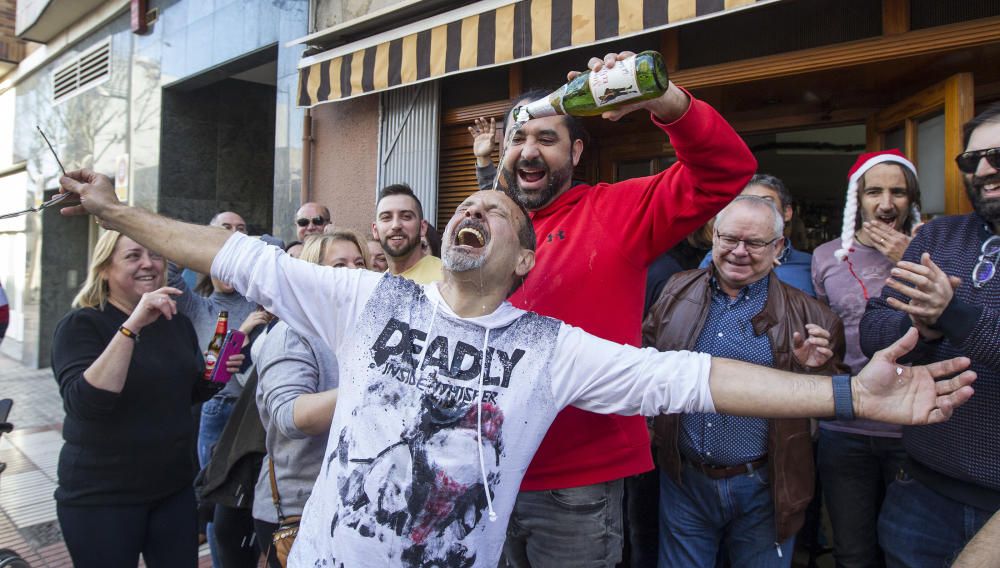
top-left (834, 149), bottom-right (918, 262)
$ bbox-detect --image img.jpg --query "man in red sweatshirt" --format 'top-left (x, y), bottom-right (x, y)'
top-left (478, 51), bottom-right (757, 566)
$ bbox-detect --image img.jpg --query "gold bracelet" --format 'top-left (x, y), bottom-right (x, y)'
top-left (118, 325), bottom-right (139, 341)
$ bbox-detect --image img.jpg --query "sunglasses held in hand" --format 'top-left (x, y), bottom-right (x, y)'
top-left (0, 127), bottom-right (76, 220)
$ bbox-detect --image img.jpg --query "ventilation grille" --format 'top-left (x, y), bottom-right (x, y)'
top-left (53, 40), bottom-right (111, 104)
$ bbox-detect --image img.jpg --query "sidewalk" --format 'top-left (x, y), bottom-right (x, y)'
top-left (0, 354), bottom-right (214, 567)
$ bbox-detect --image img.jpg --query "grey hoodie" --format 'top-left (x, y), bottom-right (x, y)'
top-left (252, 321), bottom-right (339, 522)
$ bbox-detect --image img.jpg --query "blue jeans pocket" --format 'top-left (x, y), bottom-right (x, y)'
top-left (201, 396), bottom-right (228, 417)
top-left (748, 468), bottom-right (770, 487)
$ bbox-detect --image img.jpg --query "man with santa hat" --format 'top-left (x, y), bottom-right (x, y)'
top-left (811, 149), bottom-right (922, 568)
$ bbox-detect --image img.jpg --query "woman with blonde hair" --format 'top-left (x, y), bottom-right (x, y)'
top-left (52, 230), bottom-right (219, 567)
top-left (251, 228), bottom-right (368, 567)
top-left (313, 228), bottom-right (371, 269)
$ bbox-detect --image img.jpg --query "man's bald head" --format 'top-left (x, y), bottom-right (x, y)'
top-left (210, 211), bottom-right (247, 233)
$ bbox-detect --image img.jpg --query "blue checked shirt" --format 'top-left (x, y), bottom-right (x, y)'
top-left (680, 275), bottom-right (773, 466)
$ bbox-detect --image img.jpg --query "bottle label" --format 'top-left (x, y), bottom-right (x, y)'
top-left (203, 354), bottom-right (217, 380)
top-left (522, 91), bottom-right (560, 120)
top-left (588, 57), bottom-right (641, 108)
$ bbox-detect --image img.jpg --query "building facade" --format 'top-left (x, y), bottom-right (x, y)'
top-left (295, 0), bottom-right (1000, 239)
top-left (2, 0), bottom-right (309, 367)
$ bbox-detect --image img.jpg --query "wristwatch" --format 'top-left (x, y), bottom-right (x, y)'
top-left (832, 374), bottom-right (855, 421)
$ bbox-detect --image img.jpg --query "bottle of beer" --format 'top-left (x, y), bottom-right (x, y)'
top-left (203, 311), bottom-right (228, 381)
top-left (516, 50), bottom-right (669, 121)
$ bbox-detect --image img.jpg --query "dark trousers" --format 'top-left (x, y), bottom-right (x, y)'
top-left (253, 519), bottom-right (282, 568)
top-left (57, 487), bottom-right (198, 568)
top-left (214, 504), bottom-right (260, 567)
top-left (625, 466), bottom-right (660, 568)
top-left (817, 429), bottom-right (907, 568)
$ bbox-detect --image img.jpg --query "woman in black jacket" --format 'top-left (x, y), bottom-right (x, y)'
top-left (52, 230), bottom-right (219, 567)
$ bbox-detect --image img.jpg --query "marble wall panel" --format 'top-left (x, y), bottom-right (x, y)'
top-left (11, 0), bottom-right (308, 365)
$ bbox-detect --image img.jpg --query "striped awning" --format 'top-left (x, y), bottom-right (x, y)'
top-left (297, 0), bottom-right (778, 107)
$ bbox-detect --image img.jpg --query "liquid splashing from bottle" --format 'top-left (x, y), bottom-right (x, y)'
top-left (491, 110), bottom-right (531, 193)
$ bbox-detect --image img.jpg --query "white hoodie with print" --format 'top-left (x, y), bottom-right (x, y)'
top-left (212, 233), bottom-right (714, 568)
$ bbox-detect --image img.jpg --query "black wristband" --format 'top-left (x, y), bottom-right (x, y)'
top-left (118, 325), bottom-right (139, 342)
top-left (832, 374), bottom-right (855, 421)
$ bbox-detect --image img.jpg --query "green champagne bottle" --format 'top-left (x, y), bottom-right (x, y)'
top-left (516, 51), bottom-right (669, 121)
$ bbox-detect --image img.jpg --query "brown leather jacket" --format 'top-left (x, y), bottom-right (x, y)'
top-left (642, 267), bottom-right (848, 542)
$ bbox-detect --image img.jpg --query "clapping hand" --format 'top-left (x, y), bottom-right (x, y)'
top-left (885, 253), bottom-right (962, 338)
top-left (792, 324), bottom-right (834, 369)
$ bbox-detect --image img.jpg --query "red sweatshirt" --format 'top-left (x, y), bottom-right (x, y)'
top-left (509, 96), bottom-right (756, 490)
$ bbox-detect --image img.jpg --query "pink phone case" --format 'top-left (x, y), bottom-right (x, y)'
top-left (209, 329), bottom-right (246, 384)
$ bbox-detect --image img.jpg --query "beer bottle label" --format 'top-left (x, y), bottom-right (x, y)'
top-left (589, 57), bottom-right (641, 108)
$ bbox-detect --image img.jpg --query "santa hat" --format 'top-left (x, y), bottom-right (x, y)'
top-left (834, 149), bottom-right (921, 261)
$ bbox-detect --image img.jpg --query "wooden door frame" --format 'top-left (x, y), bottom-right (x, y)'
top-left (866, 73), bottom-right (974, 215)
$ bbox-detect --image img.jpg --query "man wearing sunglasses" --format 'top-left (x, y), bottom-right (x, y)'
top-left (295, 203), bottom-right (332, 241)
top-left (860, 103), bottom-right (1000, 567)
top-left (644, 196), bottom-right (846, 567)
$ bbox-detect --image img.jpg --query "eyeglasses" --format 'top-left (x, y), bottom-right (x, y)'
top-left (972, 235), bottom-right (1000, 289)
top-left (955, 147), bottom-right (1000, 174)
top-left (0, 127), bottom-right (73, 220)
top-left (715, 231), bottom-right (781, 253)
top-left (296, 216), bottom-right (329, 228)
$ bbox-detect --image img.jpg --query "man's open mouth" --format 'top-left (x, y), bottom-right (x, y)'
top-left (876, 213), bottom-right (898, 226)
top-left (982, 180), bottom-right (1000, 198)
top-left (518, 168), bottom-right (546, 184)
top-left (455, 224), bottom-right (487, 249)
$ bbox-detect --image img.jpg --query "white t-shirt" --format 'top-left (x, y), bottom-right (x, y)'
top-left (213, 233), bottom-right (714, 567)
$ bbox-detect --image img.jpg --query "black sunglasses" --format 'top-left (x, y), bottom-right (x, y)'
top-left (296, 216), bottom-right (329, 228)
top-left (955, 147), bottom-right (1000, 174)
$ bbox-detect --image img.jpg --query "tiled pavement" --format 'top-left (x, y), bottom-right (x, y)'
top-left (0, 354), bottom-right (215, 567)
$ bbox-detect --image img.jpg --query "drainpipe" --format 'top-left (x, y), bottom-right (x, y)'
top-left (301, 108), bottom-right (313, 205)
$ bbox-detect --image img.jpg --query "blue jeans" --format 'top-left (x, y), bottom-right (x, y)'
top-left (502, 479), bottom-right (625, 567)
top-left (879, 471), bottom-right (993, 567)
top-left (198, 395), bottom-right (238, 568)
top-left (658, 463), bottom-right (794, 568)
top-left (817, 429), bottom-right (907, 568)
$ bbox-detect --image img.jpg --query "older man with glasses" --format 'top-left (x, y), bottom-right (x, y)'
top-left (860, 104), bottom-right (1000, 567)
top-left (643, 195), bottom-right (848, 567)
top-left (295, 202), bottom-right (332, 241)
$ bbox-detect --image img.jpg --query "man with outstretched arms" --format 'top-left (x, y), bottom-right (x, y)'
top-left (59, 168), bottom-right (974, 568)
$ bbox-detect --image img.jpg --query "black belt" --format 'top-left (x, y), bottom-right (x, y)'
top-left (685, 456), bottom-right (768, 480)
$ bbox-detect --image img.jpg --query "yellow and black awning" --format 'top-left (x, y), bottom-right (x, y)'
top-left (297, 0), bottom-right (776, 107)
